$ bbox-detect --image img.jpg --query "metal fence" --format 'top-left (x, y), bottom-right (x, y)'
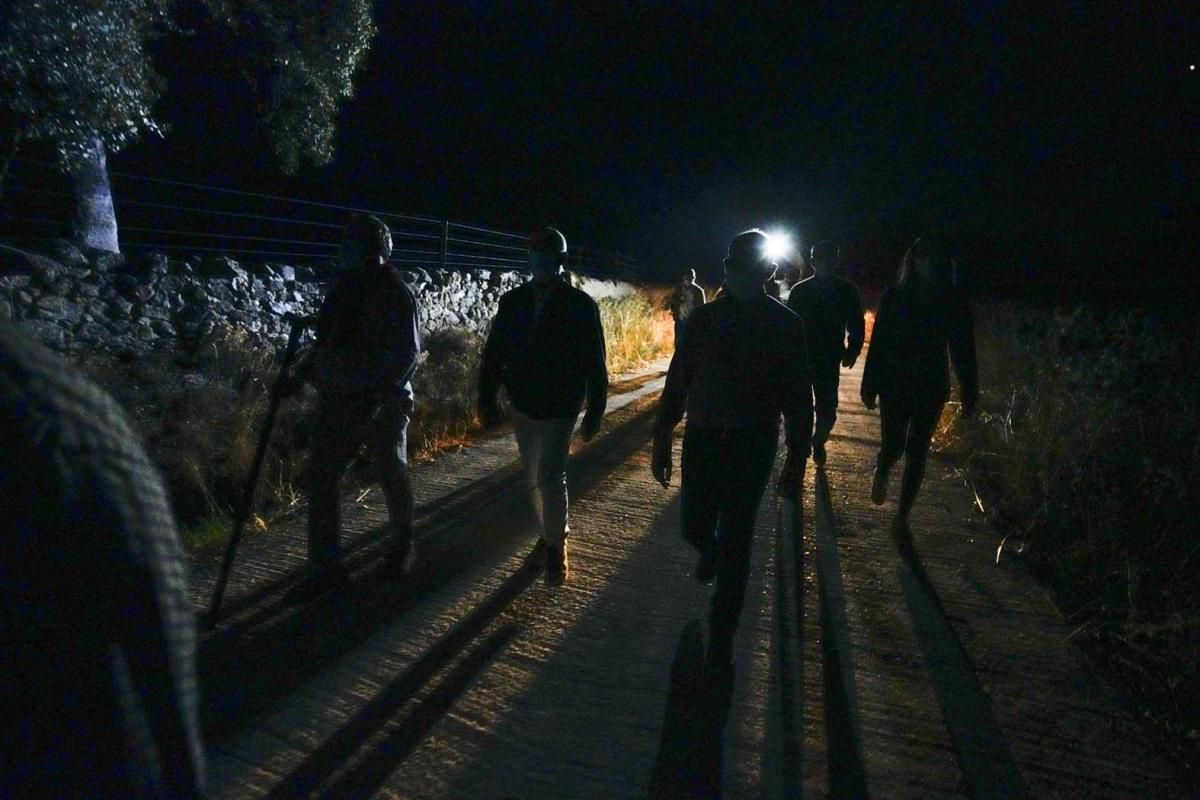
top-left (0, 156), bottom-right (645, 279)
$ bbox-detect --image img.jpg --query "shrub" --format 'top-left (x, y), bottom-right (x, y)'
top-left (937, 301), bottom-right (1200, 738)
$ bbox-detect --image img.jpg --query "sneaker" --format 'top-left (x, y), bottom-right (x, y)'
top-left (285, 562), bottom-right (350, 603)
top-left (812, 438), bottom-right (827, 467)
top-left (385, 540), bottom-right (418, 577)
top-left (871, 465), bottom-right (888, 506)
top-left (546, 540), bottom-right (569, 587)
top-left (695, 544), bottom-right (717, 585)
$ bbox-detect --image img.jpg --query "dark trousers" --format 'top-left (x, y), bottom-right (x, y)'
top-left (877, 392), bottom-right (946, 519)
top-left (811, 358), bottom-right (841, 445)
top-left (307, 393), bottom-right (414, 568)
top-left (681, 424), bottom-right (779, 655)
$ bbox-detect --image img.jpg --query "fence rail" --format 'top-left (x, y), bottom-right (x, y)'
top-left (0, 156), bottom-right (645, 280)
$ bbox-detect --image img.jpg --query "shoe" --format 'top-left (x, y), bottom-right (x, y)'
top-left (285, 562), bottom-right (350, 603)
top-left (695, 544), bottom-right (717, 585)
top-left (385, 540), bottom-right (418, 577)
top-left (871, 465), bottom-right (888, 506)
top-left (546, 540), bottom-right (569, 587)
top-left (812, 438), bottom-right (827, 467)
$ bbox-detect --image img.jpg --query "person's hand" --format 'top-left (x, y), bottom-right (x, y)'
top-left (861, 392), bottom-right (877, 410)
top-left (651, 433), bottom-right (672, 488)
top-left (775, 450), bottom-right (807, 498)
top-left (580, 411), bottom-right (603, 442)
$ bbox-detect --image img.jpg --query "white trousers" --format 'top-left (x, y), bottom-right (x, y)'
top-left (511, 408), bottom-right (576, 546)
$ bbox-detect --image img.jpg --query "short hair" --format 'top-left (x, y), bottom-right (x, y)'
top-left (725, 229), bottom-right (770, 273)
top-left (684, 268), bottom-right (697, 282)
top-left (809, 240), bottom-right (839, 265)
top-left (529, 227), bottom-right (568, 256)
top-left (343, 214), bottom-right (392, 260)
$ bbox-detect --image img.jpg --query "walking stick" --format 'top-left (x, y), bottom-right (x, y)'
top-left (205, 313), bottom-right (314, 629)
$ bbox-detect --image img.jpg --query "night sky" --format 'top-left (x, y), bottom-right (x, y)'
top-left (119, 3), bottom-right (1197, 290)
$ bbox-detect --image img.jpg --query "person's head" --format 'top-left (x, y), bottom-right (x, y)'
top-left (682, 268), bottom-right (697, 285)
top-left (809, 240), bottom-right (839, 278)
top-left (723, 229), bottom-right (777, 299)
top-left (898, 235), bottom-right (955, 289)
top-left (340, 213), bottom-right (392, 269)
top-left (528, 227), bottom-right (567, 284)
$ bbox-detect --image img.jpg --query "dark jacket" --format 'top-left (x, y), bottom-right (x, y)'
top-left (668, 282), bottom-right (706, 321)
top-left (862, 284), bottom-right (977, 404)
top-left (655, 293), bottom-right (813, 456)
top-left (479, 279), bottom-right (608, 421)
top-left (308, 264), bottom-right (421, 407)
top-left (786, 275), bottom-right (865, 367)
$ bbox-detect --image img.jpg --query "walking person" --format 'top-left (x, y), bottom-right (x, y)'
top-left (479, 227), bottom-right (608, 586)
top-left (786, 240), bottom-right (865, 466)
top-left (652, 229), bottom-right (811, 674)
top-left (668, 268), bottom-right (707, 344)
top-left (861, 235), bottom-right (977, 543)
top-left (282, 213), bottom-right (422, 601)
top-left (0, 323), bottom-right (206, 798)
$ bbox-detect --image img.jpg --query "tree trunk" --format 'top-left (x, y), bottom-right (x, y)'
top-left (71, 136), bottom-right (119, 253)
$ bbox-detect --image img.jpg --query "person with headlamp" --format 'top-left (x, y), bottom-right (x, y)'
top-left (651, 229), bottom-right (811, 674)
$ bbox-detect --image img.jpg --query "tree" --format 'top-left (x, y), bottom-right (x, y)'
top-left (0, 1), bottom-right (171, 252)
top-left (0, 0), bottom-right (377, 253)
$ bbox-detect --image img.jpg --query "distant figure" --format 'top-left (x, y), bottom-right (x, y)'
top-left (652, 229), bottom-right (811, 674)
top-left (861, 235), bottom-right (977, 541)
top-left (479, 227), bottom-right (608, 586)
top-left (0, 323), bottom-right (206, 798)
top-left (786, 241), bottom-right (865, 465)
top-left (667, 269), bottom-right (707, 344)
top-left (282, 213), bottom-right (422, 601)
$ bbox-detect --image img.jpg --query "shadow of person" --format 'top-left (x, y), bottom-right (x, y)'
top-left (649, 621), bottom-right (736, 800)
top-left (893, 522), bottom-right (1029, 799)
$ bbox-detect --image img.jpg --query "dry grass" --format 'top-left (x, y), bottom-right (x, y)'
top-left (935, 301), bottom-right (1200, 746)
top-left (77, 288), bottom-right (673, 556)
top-left (598, 288), bottom-right (675, 375)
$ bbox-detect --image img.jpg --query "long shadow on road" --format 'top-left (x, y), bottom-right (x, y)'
top-left (814, 468), bottom-right (871, 800)
top-left (648, 621), bottom-right (735, 800)
top-left (199, 399), bottom-right (660, 744)
top-left (895, 535), bottom-right (1029, 799)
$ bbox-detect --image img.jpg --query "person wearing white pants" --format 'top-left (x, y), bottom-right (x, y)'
top-left (479, 227), bottom-right (608, 585)
top-left (511, 408), bottom-right (577, 549)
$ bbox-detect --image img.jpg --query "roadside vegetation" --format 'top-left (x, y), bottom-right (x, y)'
top-left (77, 287), bottom-right (674, 558)
top-left (933, 301), bottom-right (1200, 760)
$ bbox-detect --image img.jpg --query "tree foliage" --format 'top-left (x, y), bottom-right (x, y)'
top-left (203, 0), bottom-right (377, 174)
top-left (0, 0), bottom-right (171, 174)
top-left (0, 0), bottom-right (377, 176)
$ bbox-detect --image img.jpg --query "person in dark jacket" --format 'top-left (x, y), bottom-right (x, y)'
top-left (861, 235), bottom-right (977, 541)
top-left (0, 323), bottom-right (206, 798)
top-left (652, 229), bottom-right (811, 673)
top-left (479, 227), bottom-right (608, 586)
top-left (667, 268), bottom-right (706, 344)
top-left (786, 240), bottom-right (865, 465)
top-left (283, 213), bottom-right (422, 600)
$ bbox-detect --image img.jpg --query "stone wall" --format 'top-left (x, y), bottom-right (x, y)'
top-left (0, 241), bottom-right (635, 359)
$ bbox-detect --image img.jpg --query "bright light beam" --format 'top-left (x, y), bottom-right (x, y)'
top-left (764, 231), bottom-right (793, 262)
